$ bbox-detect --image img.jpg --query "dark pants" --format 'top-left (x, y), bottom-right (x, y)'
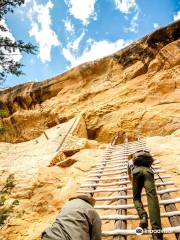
top-left (132, 166), bottom-right (162, 230)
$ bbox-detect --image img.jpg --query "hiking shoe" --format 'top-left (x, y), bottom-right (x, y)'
top-left (152, 232), bottom-right (163, 240)
top-left (139, 212), bottom-right (148, 229)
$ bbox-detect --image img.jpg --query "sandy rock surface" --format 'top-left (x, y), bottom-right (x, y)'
top-left (0, 20), bottom-right (180, 240)
top-left (0, 128), bottom-right (179, 240)
top-left (0, 21), bottom-right (179, 143)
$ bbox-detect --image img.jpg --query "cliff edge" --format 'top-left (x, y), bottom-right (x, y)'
top-left (0, 20), bottom-right (180, 143)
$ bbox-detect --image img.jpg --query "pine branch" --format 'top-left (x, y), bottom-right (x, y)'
top-left (0, 0), bottom-right (24, 18)
top-left (0, 0), bottom-right (37, 82)
top-left (0, 174), bottom-right (19, 226)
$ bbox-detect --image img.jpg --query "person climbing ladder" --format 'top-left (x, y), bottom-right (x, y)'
top-left (41, 194), bottom-right (102, 240)
top-left (128, 150), bottom-right (163, 240)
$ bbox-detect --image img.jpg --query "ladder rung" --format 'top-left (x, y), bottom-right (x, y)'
top-left (102, 157), bottom-right (128, 161)
top-left (109, 141), bottom-right (145, 148)
top-left (102, 226), bottom-right (180, 236)
top-left (80, 181), bottom-right (174, 188)
top-left (78, 186), bottom-right (130, 193)
top-left (96, 160), bottom-right (128, 165)
top-left (97, 158), bottom-right (160, 164)
top-left (91, 165), bottom-right (161, 173)
top-left (96, 164), bottom-right (128, 169)
top-left (95, 161), bottom-right (160, 170)
top-left (86, 175), bottom-right (171, 182)
top-left (100, 211), bottom-right (180, 220)
top-left (97, 159), bottom-right (128, 163)
top-left (126, 148), bottom-right (149, 152)
top-left (88, 170), bottom-right (127, 177)
top-left (80, 180), bottom-right (130, 188)
top-left (89, 166), bottom-right (127, 173)
top-left (86, 176), bottom-right (128, 181)
top-left (77, 187), bottom-right (178, 194)
top-left (156, 181), bottom-right (175, 186)
top-left (88, 169), bottom-right (164, 177)
top-left (95, 197), bottom-right (180, 210)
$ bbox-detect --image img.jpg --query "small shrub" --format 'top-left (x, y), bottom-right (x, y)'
top-left (0, 109), bottom-right (8, 118)
top-left (0, 174), bottom-right (19, 226)
top-left (0, 127), bottom-right (6, 134)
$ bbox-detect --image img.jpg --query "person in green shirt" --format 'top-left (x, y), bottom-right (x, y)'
top-left (128, 150), bottom-right (163, 240)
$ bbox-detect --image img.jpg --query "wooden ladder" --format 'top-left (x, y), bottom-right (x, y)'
top-left (77, 135), bottom-right (180, 239)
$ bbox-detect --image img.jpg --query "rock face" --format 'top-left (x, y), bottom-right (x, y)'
top-left (0, 118), bottom-right (105, 240)
top-left (0, 122), bottom-right (179, 240)
top-left (0, 20), bottom-right (180, 143)
top-left (0, 20), bottom-right (180, 240)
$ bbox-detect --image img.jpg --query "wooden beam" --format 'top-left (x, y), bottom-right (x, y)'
top-left (90, 165), bottom-right (160, 173)
top-left (88, 169), bottom-right (165, 177)
top-left (86, 175), bottom-right (171, 182)
top-left (78, 187), bottom-right (178, 194)
top-left (95, 197), bottom-right (180, 210)
top-left (43, 131), bottom-right (49, 139)
top-left (80, 180), bottom-right (130, 188)
top-left (113, 135), bottom-right (128, 240)
top-left (95, 160), bottom-right (160, 169)
top-left (80, 181), bottom-right (174, 188)
top-left (157, 184), bottom-right (180, 239)
top-left (100, 211), bottom-right (180, 220)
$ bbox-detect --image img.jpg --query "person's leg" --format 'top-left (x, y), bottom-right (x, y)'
top-left (132, 169), bottom-right (146, 216)
top-left (143, 168), bottom-right (162, 230)
top-left (133, 169), bottom-right (148, 229)
top-left (143, 168), bottom-right (163, 240)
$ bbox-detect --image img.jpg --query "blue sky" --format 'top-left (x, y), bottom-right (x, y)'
top-left (1, 0), bottom-right (180, 88)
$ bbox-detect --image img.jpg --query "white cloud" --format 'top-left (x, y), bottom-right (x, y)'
top-left (128, 7), bottom-right (140, 33)
top-left (113, 0), bottom-right (140, 33)
top-left (174, 11), bottom-right (180, 21)
top-left (0, 19), bottom-right (22, 62)
top-left (114, 0), bottom-right (136, 13)
top-left (63, 38), bottom-right (130, 68)
top-left (64, 19), bottom-right (74, 33)
top-left (28, 0), bottom-right (60, 63)
top-left (64, 0), bottom-right (97, 25)
top-left (25, 0), bottom-right (32, 4)
top-left (24, 0), bottom-right (32, 5)
top-left (67, 31), bottom-right (85, 51)
top-left (124, 6), bottom-right (140, 33)
top-left (153, 23), bottom-right (160, 29)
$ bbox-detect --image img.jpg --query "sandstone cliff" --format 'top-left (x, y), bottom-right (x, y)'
top-left (0, 20), bottom-right (180, 240)
top-left (0, 20), bottom-right (179, 143)
top-left (0, 117), bottom-right (179, 240)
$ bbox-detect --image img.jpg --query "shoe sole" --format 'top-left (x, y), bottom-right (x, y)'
top-left (139, 223), bottom-right (148, 229)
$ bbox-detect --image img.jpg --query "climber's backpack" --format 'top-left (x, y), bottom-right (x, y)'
top-left (132, 150), bottom-right (154, 167)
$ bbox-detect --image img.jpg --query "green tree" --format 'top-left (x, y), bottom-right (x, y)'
top-left (0, 0), bottom-right (37, 84)
top-left (0, 108), bottom-right (8, 134)
top-left (0, 174), bottom-right (19, 226)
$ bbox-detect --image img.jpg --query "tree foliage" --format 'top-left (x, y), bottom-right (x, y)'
top-left (0, 174), bottom-right (19, 226)
top-left (0, 0), bottom-right (24, 17)
top-left (0, 0), bottom-right (37, 84)
top-left (0, 108), bottom-right (8, 134)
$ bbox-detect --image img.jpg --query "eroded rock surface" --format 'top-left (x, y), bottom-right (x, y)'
top-left (0, 126), bottom-right (180, 240)
top-left (0, 20), bottom-right (180, 240)
top-left (0, 21), bottom-right (179, 143)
